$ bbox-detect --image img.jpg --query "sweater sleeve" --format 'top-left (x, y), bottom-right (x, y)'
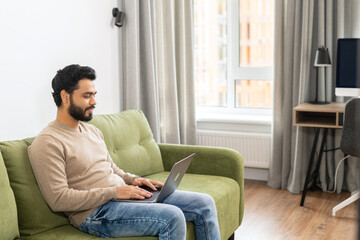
top-left (28, 135), bottom-right (117, 212)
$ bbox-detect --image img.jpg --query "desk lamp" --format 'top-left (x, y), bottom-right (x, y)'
top-left (311, 46), bottom-right (331, 104)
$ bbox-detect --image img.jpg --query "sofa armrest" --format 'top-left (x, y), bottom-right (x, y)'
top-left (158, 143), bottom-right (245, 228)
top-left (158, 143), bottom-right (244, 188)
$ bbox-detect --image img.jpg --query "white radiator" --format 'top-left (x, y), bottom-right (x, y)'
top-left (196, 130), bottom-right (271, 169)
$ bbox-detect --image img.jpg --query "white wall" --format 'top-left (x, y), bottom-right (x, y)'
top-left (0, 0), bottom-right (122, 141)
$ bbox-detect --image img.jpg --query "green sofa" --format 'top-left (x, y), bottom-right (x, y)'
top-left (0, 110), bottom-right (244, 240)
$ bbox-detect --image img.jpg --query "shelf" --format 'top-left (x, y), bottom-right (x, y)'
top-left (293, 102), bottom-right (345, 129)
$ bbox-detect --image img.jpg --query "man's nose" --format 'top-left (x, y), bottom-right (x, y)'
top-left (90, 96), bottom-right (96, 105)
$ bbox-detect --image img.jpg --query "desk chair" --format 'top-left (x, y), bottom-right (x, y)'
top-left (332, 98), bottom-right (360, 216)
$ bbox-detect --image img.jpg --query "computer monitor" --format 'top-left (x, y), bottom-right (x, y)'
top-left (335, 38), bottom-right (360, 97)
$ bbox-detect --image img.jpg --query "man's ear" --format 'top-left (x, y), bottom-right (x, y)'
top-left (60, 90), bottom-right (70, 105)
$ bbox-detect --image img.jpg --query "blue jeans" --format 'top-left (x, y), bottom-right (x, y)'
top-left (78, 190), bottom-right (221, 240)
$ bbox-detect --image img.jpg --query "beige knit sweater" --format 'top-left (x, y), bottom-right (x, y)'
top-left (28, 121), bottom-right (137, 227)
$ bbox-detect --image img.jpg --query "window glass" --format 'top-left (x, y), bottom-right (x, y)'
top-left (239, 0), bottom-right (274, 67)
top-left (235, 79), bottom-right (272, 108)
top-left (194, 0), bottom-right (274, 111)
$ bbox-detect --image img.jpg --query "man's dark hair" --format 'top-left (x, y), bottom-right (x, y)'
top-left (52, 64), bottom-right (96, 107)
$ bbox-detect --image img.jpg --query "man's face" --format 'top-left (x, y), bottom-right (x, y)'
top-left (67, 79), bottom-right (97, 122)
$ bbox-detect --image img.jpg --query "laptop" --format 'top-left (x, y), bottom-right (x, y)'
top-left (117, 153), bottom-right (195, 203)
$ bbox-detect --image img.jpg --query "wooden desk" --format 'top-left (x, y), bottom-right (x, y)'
top-left (293, 102), bottom-right (345, 206)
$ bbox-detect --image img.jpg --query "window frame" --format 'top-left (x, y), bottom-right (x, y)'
top-left (195, 0), bottom-right (274, 120)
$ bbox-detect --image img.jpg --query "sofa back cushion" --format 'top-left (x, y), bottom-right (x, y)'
top-left (0, 138), bottom-right (68, 236)
top-left (88, 110), bottom-right (164, 176)
top-left (0, 151), bottom-right (20, 240)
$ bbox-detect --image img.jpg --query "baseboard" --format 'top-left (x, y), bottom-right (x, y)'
top-left (244, 167), bottom-right (268, 181)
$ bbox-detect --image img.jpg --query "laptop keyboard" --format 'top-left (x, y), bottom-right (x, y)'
top-left (139, 185), bottom-right (162, 193)
top-left (131, 185), bottom-right (162, 201)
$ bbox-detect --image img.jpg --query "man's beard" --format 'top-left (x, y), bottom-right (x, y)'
top-left (68, 96), bottom-right (95, 122)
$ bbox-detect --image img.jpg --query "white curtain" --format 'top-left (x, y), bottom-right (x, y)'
top-left (269, 0), bottom-right (360, 193)
top-left (121, 0), bottom-right (196, 144)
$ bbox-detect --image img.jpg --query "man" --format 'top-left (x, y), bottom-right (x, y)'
top-left (28, 64), bottom-right (221, 240)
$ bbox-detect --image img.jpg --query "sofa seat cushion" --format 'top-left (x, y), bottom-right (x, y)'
top-left (145, 172), bottom-right (240, 240)
top-left (21, 222), bottom-right (196, 240)
top-left (0, 151), bottom-right (20, 240)
top-left (0, 139), bottom-right (68, 236)
top-left (20, 225), bottom-right (156, 240)
top-left (88, 110), bottom-right (164, 177)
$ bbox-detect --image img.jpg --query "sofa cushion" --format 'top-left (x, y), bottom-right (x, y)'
top-left (20, 220), bottom-right (196, 240)
top-left (88, 110), bottom-right (164, 177)
top-left (20, 225), bottom-right (157, 240)
top-left (0, 151), bottom-right (20, 240)
top-left (145, 172), bottom-right (240, 240)
top-left (0, 139), bottom-right (68, 236)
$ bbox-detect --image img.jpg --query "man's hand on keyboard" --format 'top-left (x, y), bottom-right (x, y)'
top-left (132, 177), bottom-right (164, 191)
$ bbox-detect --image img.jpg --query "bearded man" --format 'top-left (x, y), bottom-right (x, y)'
top-left (28, 64), bottom-right (220, 240)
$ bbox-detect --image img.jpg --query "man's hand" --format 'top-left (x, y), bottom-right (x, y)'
top-left (115, 178), bottom-right (164, 200)
top-left (116, 185), bottom-right (153, 200)
top-left (132, 177), bottom-right (164, 191)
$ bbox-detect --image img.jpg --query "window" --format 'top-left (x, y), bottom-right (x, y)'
top-left (194, 0), bottom-right (274, 116)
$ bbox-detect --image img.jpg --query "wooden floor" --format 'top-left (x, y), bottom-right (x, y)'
top-left (235, 180), bottom-right (358, 240)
